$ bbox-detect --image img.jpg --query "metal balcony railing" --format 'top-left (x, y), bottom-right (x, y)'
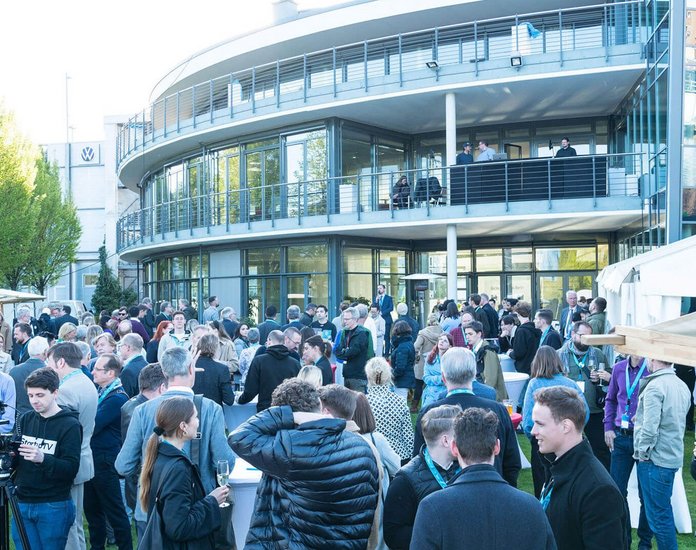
top-left (116, 1), bottom-right (643, 170)
top-left (117, 153), bottom-right (644, 252)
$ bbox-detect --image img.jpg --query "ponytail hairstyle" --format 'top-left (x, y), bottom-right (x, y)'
top-left (365, 357), bottom-right (392, 386)
top-left (139, 397), bottom-right (196, 512)
top-left (304, 334), bottom-right (329, 360)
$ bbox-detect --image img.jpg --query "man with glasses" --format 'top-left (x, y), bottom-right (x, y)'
top-left (238, 329), bottom-right (301, 412)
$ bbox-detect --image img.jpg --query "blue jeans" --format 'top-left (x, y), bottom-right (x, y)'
top-left (12, 499), bottom-right (76, 550)
top-left (610, 432), bottom-right (652, 548)
top-left (636, 460), bottom-right (678, 550)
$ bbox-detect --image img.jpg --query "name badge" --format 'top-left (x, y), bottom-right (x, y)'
top-left (621, 413), bottom-right (630, 430)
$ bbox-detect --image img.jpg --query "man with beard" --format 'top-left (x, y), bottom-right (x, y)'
top-left (558, 321), bottom-right (611, 470)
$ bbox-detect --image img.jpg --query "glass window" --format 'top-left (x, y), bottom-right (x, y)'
top-left (379, 250), bottom-right (407, 274)
top-left (535, 247), bottom-right (598, 270)
top-left (477, 275), bottom-right (501, 301)
top-left (343, 248), bottom-right (373, 272)
top-left (506, 275), bottom-right (532, 302)
top-left (503, 248), bottom-right (533, 271)
top-left (476, 249), bottom-right (503, 272)
top-left (247, 248), bottom-right (281, 275)
top-left (287, 244), bottom-right (328, 273)
top-left (343, 274), bottom-right (373, 303)
top-left (597, 244), bottom-right (609, 269)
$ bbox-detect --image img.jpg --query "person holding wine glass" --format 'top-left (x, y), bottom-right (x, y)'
top-left (139, 397), bottom-right (228, 549)
top-left (216, 461), bottom-right (231, 508)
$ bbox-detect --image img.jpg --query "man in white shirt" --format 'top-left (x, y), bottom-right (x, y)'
top-left (369, 304), bottom-right (386, 356)
top-left (475, 140), bottom-right (497, 162)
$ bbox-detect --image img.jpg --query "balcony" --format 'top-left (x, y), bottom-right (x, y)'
top-left (117, 153), bottom-right (644, 257)
top-left (116, 1), bottom-right (644, 183)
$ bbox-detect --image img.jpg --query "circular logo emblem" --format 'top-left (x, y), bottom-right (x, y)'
top-left (81, 146), bottom-right (95, 162)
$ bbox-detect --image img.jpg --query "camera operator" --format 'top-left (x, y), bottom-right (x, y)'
top-left (12, 367), bottom-right (82, 549)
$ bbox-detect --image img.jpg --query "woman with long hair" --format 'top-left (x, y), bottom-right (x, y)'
top-left (439, 302), bottom-right (460, 333)
top-left (233, 323), bottom-right (250, 358)
top-left (210, 320), bottom-right (239, 376)
top-left (522, 345), bottom-right (589, 498)
top-left (58, 322), bottom-right (77, 342)
top-left (421, 333), bottom-right (453, 409)
top-left (139, 397), bottom-right (228, 548)
top-left (146, 321), bottom-right (173, 364)
top-left (412, 313), bottom-right (442, 412)
top-left (301, 334), bottom-right (333, 385)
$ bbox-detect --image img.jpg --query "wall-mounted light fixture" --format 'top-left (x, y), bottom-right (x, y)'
top-left (426, 60), bottom-right (439, 70)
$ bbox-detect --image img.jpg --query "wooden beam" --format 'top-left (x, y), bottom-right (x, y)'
top-left (581, 334), bottom-right (625, 346)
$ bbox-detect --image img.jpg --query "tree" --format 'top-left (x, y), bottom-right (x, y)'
top-left (0, 103), bottom-right (37, 289)
top-left (91, 245), bottom-right (124, 314)
top-left (25, 156), bottom-right (82, 295)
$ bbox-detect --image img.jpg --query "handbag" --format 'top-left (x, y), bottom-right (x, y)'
top-left (137, 460), bottom-right (180, 550)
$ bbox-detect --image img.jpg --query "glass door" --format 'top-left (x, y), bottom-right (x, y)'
top-left (245, 148), bottom-right (280, 221)
top-left (537, 273), bottom-right (595, 321)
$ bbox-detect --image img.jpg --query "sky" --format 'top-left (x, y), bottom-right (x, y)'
top-left (0, 0), bottom-right (342, 145)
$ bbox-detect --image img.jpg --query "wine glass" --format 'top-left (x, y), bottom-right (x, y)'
top-left (217, 460), bottom-right (230, 508)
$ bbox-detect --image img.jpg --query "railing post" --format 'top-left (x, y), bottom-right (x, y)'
top-left (474, 22), bottom-right (479, 77)
top-left (433, 28), bottom-right (439, 82)
top-left (398, 35), bottom-right (403, 87)
top-left (559, 11), bottom-right (564, 67)
top-left (592, 156), bottom-right (597, 207)
top-left (210, 80), bottom-right (214, 124)
top-left (163, 97), bottom-right (168, 138)
top-left (298, 181), bottom-right (303, 225)
top-left (192, 86), bottom-right (196, 129)
top-left (303, 54), bottom-right (308, 103)
top-left (356, 173), bottom-right (361, 221)
top-left (176, 91), bottom-right (180, 133)
top-left (142, 109), bottom-right (147, 148)
top-left (276, 61), bottom-right (281, 108)
top-left (332, 48), bottom-right (337, 97)
top-left (604, 5), bottom-right (609, 61)
top-left (230, 73), bottom-right (234, 119)
top-left (504, 162), bottom-right (509, 212)
top-left (464, 166), bottom-right (469, 214)
top-left (515, 15), bottom-right (520, 52)
top-left (547, 159), bottom-right (552, 210)
top-left (363, 41), bottom-right (368, 92)
top-left (390, 172), bottom-right (394, 219)
top-left (252, 67), bottom-right (256, 113)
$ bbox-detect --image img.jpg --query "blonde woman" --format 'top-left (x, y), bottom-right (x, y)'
top-left (297, 365), bottom-right (323, 388)
top-left (58, 322), bottom-right (78, 342)
top-left (365, 357), bottom-right (414, 461)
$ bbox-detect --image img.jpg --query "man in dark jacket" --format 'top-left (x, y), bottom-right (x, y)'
top-left (480, 293), bottom-right (500, 338)
top-left (11, 323), bottom-right (32, 365)
top-left (83, 354), bottom-right (132, 550)
top-left (384, 405), bottom-right (461, 550)
top-left (413, 347), bottom-right (521, 486)
top-left (9, 336), bottom-right (48, 415)
top-left (507, 301), bottom-right (540, 374)
top-left (468, 294), bottom-right (492, 338)
top-left (192, 333), bottom-right (235, 406)
top-left (118, 333), bottom-right (148, 398)
top-left (140, 297), bottom-right (156, 337)
top-left (532, 386), bottom-right (627, 550)
top-left (229, 378), bottom-right (379, 549)
top-left (335, 307), bottom-right (371, 392)
top-left (411, 407), bottom-right (556, 550)
top-left (534, 308), bottom-right (563, 350)
top-left (395, 303), bottom-right (420, 342)
top-left (299, 303), bottom-right (317, 327)
top-left (238, 330), bottom-right (300, 411)
top-left (256, 305), bottom-right (281, 345)
top-left (53, 305), bottom-right (79, 335)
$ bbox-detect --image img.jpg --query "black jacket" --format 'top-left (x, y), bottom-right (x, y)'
top-left (482, 302), bottom-right (500, 338)
top-left (91, 384), bottom-right (129, 455)
top-left (120, 354), bottom-right (148, 398)
top-left (15, 406), bottom-right (82, 503)
top-left (390, 334), bottom-right (416, 389)
top-left (543, 439), bottom-right (627, 550)
top-left (540, 327), bottom-right (563, 350)
top-left (147, 442), bottom-right (221, 550)
top-left (256, 318), bottom-right (281, 346)
top-left (238, 345), bottom-right (300, 411)
top-left (473, 307), bottom-right (492, 338)
top-left (142, 309), bottom-right (156, 336)
top-left (414, 392), bottom-right (521, 486)
top-left (228, 406), bottom-right (379, 549)
top-left (314, 355), bottom-right (333, 385)
top-left (510, 321), bottom-right (541, 374)
top-left (411, 464), bottom-right (556, 550)
top-left (383, 448), bottom-right (460, 550)
top-left (397, 315), bottom-right (420, 342)
top-left (335, 326), bottom-right (371, 380)
top-left (192, 355), bottom-right (235, 406)
top-left (9, 357), bottom-right (44, 415)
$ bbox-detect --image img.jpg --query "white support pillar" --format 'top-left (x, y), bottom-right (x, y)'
top-left (447, 224), bottom-right (458, 300)
top-left (445, 93), bottom-right (457, 170)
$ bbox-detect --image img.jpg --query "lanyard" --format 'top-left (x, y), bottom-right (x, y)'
top-left (447, 388), bottom-right (474, 397)
top-left (59, 369), bottom-right (82, 387)
top-left (539, 327), bottom-right (551, 346)
top-left (540, 480), bottom-right (554, 511)
top-left (625, 360), bottom-right (647, 408)
top-left (569, 344), bottom-right (588, 371)
top-left (423, 449), bottom-right (459, 489)
top-left (98, 378), bottom-right (122, 405)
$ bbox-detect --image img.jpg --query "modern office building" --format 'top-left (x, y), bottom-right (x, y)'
top-left (44, 117), bottom-right (139, 307)
top-left (115, 0), bottom-right (692, 322)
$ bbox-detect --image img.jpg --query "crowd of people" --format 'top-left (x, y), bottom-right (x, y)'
top-left (0, 285), bottom-right (692, 550)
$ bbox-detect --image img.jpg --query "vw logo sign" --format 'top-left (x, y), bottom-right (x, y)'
top-left (81, 146), bottom-right (95, 162)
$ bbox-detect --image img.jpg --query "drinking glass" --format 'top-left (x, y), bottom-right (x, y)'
top-left (217, 460), bottom-right (230, 508)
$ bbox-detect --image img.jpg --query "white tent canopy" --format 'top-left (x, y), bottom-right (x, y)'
top-left (596, 235), bottom-right (696, 328)
top-left (0, 289), bottom-right (45, 305)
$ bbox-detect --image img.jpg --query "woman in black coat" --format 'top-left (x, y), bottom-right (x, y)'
top-left (139, 397), bottom-right (228, 549)
top-left (390, 320), bottom-right (416, 398)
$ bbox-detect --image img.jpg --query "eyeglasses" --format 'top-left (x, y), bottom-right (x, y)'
top-left (92, 367), bottom-right (110, 373)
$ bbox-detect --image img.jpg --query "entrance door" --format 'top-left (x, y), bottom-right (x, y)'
top-left (537, 273), bottom-right (595, 322)
top-left (245, 148), bottom-right (280, 221)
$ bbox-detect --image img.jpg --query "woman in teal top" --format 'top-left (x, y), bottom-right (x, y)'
top-left (421, 333), bottom-right (453, 409)
top-left (523, 345), bottom-right (589, 497)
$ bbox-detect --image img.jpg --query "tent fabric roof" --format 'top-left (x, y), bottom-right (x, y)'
top-left (596, 234), bottom-right (696, 295)
top-left (0, 289), bottom-right (45, 305)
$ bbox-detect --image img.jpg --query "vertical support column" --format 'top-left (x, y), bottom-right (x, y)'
top-left (446, 224), bottom-right (458, 300)
top-left (445, 92), bottom-right (457, 182)
top-left (666, 0), bottom-right (686, 243)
